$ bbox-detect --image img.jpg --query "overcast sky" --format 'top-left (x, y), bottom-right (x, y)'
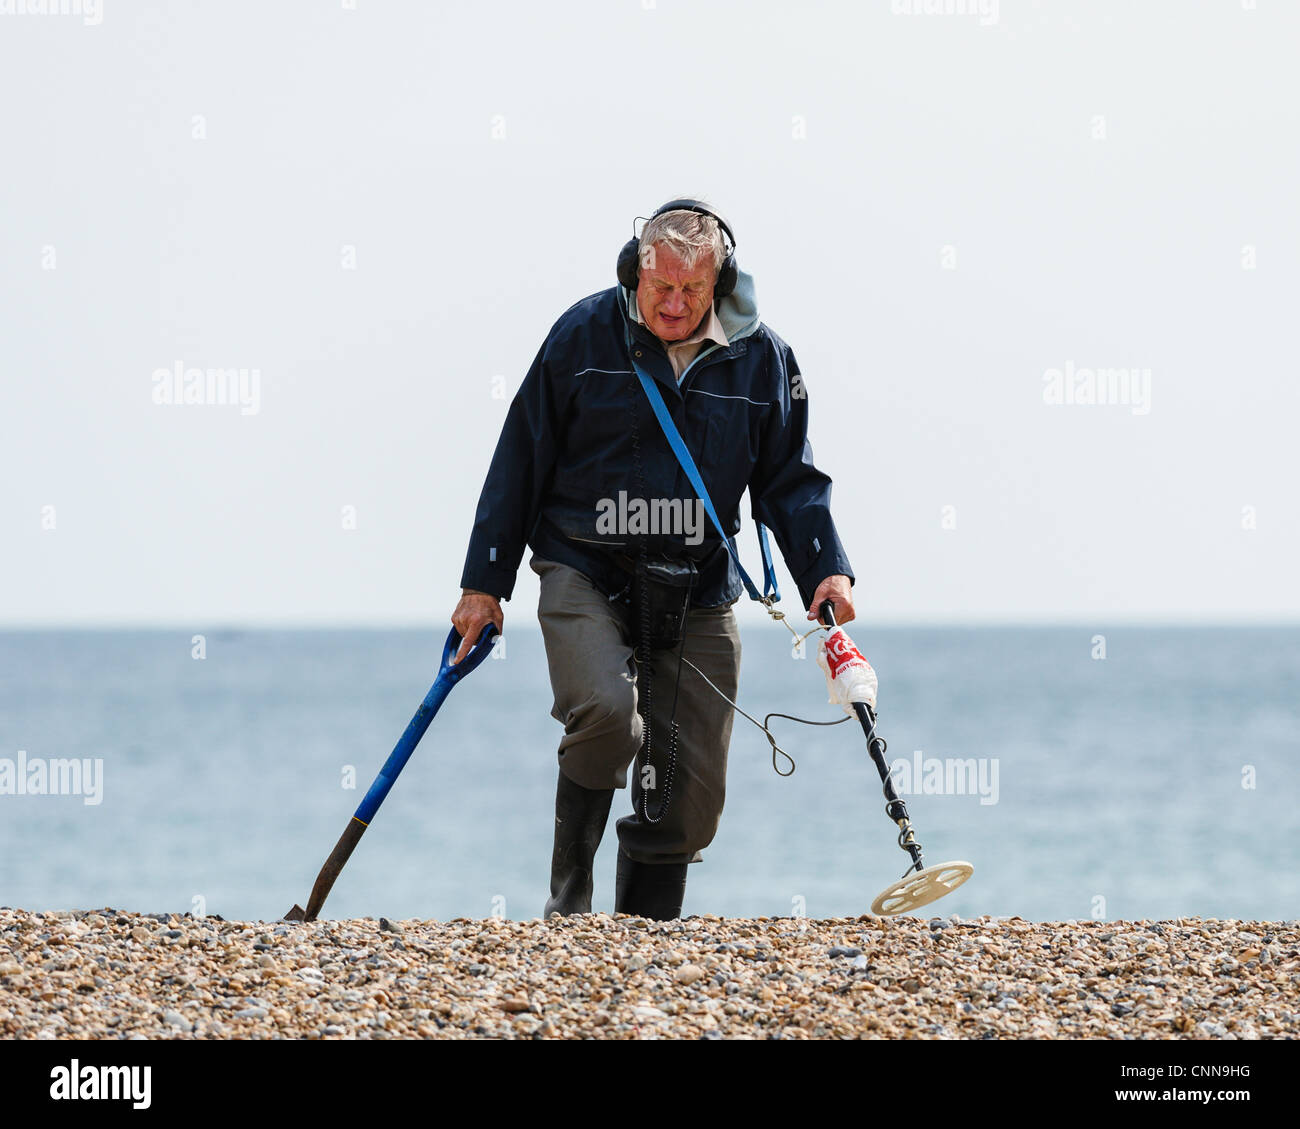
top-left (2, 0), bottom-right (1296, 627)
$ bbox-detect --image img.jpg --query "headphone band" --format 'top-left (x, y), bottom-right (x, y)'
top-left (641, 198), bottom-right (736, 254)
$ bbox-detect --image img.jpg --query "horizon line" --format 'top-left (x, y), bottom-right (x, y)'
top-left (2, 616), bottom-right (1298, 631)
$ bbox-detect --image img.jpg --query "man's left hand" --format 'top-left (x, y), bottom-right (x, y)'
top-left (807, 574), bottom-right (855, 625)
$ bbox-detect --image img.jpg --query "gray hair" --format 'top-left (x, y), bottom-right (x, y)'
top-left (639, 206), bottom-right (728, 275)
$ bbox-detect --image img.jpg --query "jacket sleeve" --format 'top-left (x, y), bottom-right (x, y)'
top-left (748, 339), bottom-right (855, 609)
top-left (459, 336), bottom-right (565, 600)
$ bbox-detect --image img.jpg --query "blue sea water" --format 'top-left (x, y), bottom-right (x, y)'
top-left (1, 627), bottom-right (1296, 924)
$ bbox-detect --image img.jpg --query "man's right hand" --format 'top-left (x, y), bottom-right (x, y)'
top-left (450, 589), bottom-right (504, 664)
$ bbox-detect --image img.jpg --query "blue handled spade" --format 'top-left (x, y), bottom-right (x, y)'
top-left (284, 623), bottom-right (498, 922)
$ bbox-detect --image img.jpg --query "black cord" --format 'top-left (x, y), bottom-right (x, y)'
top-left (627, 366), bottom-right (680, 826)
top-left (759, 711), bottom-right (852, 777)
top-left (676, 654), bottom-right (852, 779)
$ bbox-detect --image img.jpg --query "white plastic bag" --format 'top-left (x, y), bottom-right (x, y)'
top-left (816, 626), bottom-right (878, 715)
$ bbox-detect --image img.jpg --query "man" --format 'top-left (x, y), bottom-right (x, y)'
top-left (451, 199), bottom-right (855, 920)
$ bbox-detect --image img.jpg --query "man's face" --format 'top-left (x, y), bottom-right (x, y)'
top-left (635, 243), bottom-right (717, 343)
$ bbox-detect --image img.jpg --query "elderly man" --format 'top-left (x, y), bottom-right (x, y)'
top-left (451, 199), bottom-right (855, 920)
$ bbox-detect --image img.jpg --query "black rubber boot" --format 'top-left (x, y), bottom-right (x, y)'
top-left (614, 849), bottom-right (688, 921)
top-left (543, 770), bottom-right (614, 918)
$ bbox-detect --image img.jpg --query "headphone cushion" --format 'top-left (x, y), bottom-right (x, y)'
top-left (714, 256), bottom-right (737, 299)
top-left (616, 238), bottom-right (642, 292)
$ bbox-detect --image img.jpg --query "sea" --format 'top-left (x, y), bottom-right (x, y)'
top-left (1, 626), bottom-right (1296, 924)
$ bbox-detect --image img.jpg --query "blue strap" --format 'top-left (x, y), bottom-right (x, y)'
top-left (630, 355), bottom-right (780, 603)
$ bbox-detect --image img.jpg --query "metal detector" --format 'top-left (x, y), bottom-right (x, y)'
top-left (818, 601), bottom-right (974, 916)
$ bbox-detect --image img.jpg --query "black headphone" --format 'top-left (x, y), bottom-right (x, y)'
top-left (616, 198), bottom-right (738, 300)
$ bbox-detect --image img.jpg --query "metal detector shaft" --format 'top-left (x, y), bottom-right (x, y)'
top-left (851, 701), bottom-right (924, 872)
top-left (819, 600), bottom-right (924, 873)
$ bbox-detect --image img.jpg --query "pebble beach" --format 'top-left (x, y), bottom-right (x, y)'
top-left (1, 909), bottom-right (1296, 1040)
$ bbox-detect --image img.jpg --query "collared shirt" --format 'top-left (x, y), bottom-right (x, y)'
top-left (632, 297), bottom-right (730, 382)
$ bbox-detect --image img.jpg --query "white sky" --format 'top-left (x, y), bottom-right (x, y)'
top-left (2, 0), bottom-right (1296, 626)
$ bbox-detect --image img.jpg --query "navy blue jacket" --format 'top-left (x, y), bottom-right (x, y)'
top-left (459, 275), bottom-right (854, 609)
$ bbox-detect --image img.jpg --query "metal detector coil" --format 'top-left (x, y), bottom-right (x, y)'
top-left (871, 860), bottom-right (974, 916)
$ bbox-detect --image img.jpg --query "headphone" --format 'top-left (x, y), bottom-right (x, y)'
top-left (617, 198), bottom-right (738, 300)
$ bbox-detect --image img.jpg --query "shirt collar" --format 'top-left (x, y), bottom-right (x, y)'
top-left (629, 294), bottom-right (729, 350)
top-left (672, 302), bottom-right (729, 351)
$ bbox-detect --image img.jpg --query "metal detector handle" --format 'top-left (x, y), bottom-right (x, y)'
top-left (818, 599), bottom-right (838, 629)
